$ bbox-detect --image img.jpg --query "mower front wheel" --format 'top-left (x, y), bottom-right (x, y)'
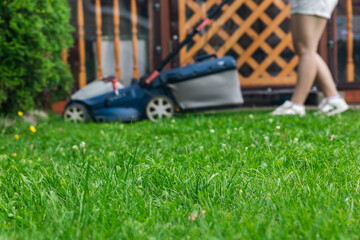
top-left (63, 103), bottom-right (90, 123)
top-left (146, 96), bottom-right (175, 122)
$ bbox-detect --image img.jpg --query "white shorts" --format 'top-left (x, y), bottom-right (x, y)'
top-left (290, 0), bottom-right (338, 19)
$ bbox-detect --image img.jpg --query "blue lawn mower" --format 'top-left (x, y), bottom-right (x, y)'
top-left (63, 0), bottom-right (243, 123)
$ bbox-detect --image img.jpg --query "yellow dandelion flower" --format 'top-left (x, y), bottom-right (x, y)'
top-left (30, 125), bottom-right (36, 133)
top-left (11, 153), bottom-right (17, 157)
top-left (14, 134), bottom-right (20, 140)
top-left (18, 111), bottom-right (23, 116)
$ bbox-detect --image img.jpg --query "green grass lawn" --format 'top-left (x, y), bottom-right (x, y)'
top-left (1, 110), bottom-right (360, 239)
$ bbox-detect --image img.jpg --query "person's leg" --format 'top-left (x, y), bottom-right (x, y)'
top-left (272, 13), bottom-right (348, 116)
top-left (290, 14), bottom-right (328, 104)
top-left (314, 54), bottom-right (339, 97)
top-left (315, 53), bottom-right (349, 115)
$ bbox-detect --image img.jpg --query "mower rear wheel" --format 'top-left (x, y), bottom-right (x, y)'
top-left (63, 103), bottom-right (90, 123)
top-left (146, 96), bottom-right (174, 122)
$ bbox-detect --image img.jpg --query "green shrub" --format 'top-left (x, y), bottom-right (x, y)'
top-left (0, 0), bottom-right (74, 113)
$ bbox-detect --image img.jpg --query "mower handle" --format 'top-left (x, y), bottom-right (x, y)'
top-left (144, 0), bottom-right (232, 86)
top-left (194, 54), bottom-right (218, 62)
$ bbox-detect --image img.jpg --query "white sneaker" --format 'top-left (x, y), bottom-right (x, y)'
top-left (318, 98), bottom-right (349, 116)
top-left (272, 100), bottom-right (305, 116)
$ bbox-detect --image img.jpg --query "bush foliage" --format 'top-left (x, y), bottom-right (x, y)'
top-left (0, 0), bottom-right (74, 113)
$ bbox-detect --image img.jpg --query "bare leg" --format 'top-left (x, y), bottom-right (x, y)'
top-left (314, 54), bottom-right (339, 97)
top-left (290, 14), bottom-right (332, 104)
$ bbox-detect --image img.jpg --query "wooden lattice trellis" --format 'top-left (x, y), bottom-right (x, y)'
top-left (179, 0), bottom-right (299, 87)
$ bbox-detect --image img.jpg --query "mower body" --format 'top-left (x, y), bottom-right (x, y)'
top-left (64, 55), bottom-right (243, 123)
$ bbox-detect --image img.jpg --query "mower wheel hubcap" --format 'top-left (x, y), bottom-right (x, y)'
top-left (64, 104), bottom-right (88, 123)
top-left (146, 96), bottom-right (174, 122)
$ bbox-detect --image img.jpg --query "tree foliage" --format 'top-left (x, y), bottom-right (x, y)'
top-left (0, 0), bottom-right (74, 113)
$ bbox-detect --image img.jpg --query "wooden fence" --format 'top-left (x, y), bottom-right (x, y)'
top-left (178, 0), bottom-right (356, 87)
top-left (65, 0), bottom-right (356, 89)
top-left (74, 0), bottom-right (140, 88)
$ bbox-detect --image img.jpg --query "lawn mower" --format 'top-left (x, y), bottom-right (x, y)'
top-left (63, 0), bottom-right (243, 123)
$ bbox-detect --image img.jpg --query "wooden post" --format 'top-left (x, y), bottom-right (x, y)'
top-left (95, 0), bottom-right (103, 79)
top-left (62, 49), bottom-right (68, 63)
top-left (152, 0), bottom-right (163, 68)
top-left (113, 0), bottom-right (122, 78)
top-left (170, 0), bottom-right (180, 68)
top-left (346, 0), bottom-right (354, 82)
top-left (178, 0), bottom-right (185, 65)
top-left (131, 0), bottom-right (140, 79)
top-left (328, 10), bottom-right (338, 82)
top-left (148, 0), bottom-right (154, 71)
top-left (77, 0), bottom-right (86, 88)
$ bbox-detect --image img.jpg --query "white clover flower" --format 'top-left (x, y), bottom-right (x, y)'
top-left (245, 147), bottom-right (248, 151)
top-left (264, 136), bottom-right (269, 142)
top-left (276, 126), bottom-right (280, 130)
top-left (155, 136), bottom-right (159, 140)
top-left (80, 141), bottom-right (86, 148)
top-left (221, 144), bottom-right (226, 147)
top-left (188, 211), bottom-right (198, 222)
top-left (72, 145), bottom-right (79, 151)
top-left (171, 119), bottom-right (176, 123)
top-left (294, 138), bottom-right (299, 143)
top-left (249, 114), bottom-right (254, 119)
top-left (269, 118), bottom-right (273, 123)
top-left (210, 129), bottom-right (215, 133)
